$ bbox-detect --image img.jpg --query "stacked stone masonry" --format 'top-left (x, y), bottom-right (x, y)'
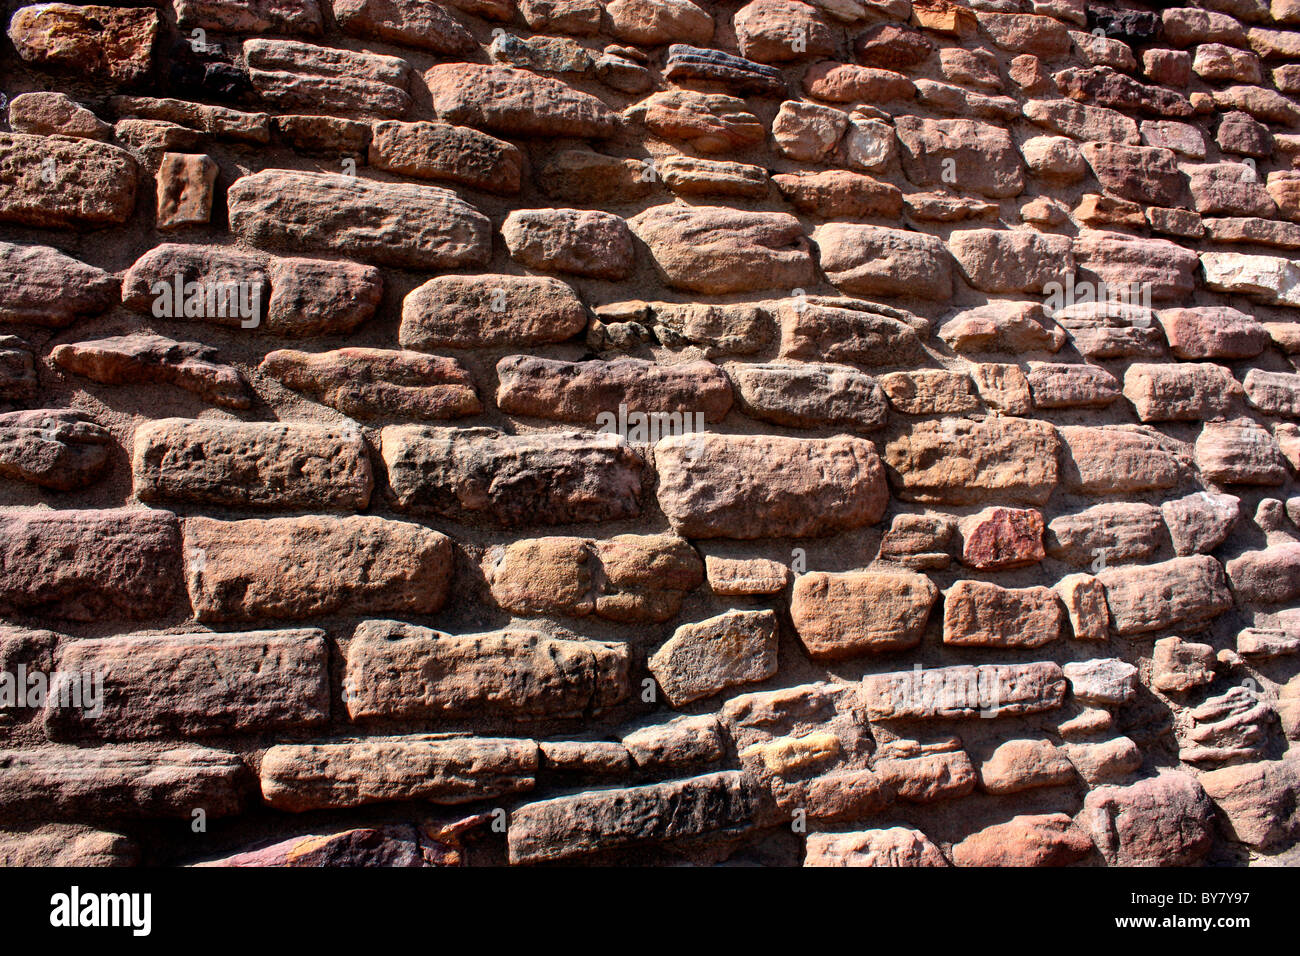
top-left (1, 0), bottom-right (1299, 868)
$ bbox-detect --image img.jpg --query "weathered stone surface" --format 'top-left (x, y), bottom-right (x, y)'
top-left (953, 813), bottom-right (1092, 866)
top-left (705, 556), bottom-right (790, 595)
top-left (115, 96), bottom-right (272, 143)
top-left (7, 3), bottom-right (158, 84)
top-left (1080, 772), bottom-right (1216, 866)
top-left (1243, 370), bottom-right (1300, 417)
top-left (816, 224), bottom-right (952, 300)
top-left (0, 825), bottom-right (136, 867)
top-left (1161, 491), bottom-right (1240, 555)
top-left (1201, 758), bottom-right (1300, 850)
top-left (228, 169), bottom-right (490, 269)
top-left (979, 12), bottom-right (1071, 56)
top-left (344, 620), bottom-right (630, 720)
top-left (382, 426), bottom-right (644, 526)
top-left (803, 62), bottom-right (915, 103)
top-left (369, 120), bottom-right (522, 194)
top-left (1022, 134), bottom-right (1086, 181)
top-left (958, 507), bottom-right (1045, 570)
top-left (727, 362), bottom-right (887, 431)
top-left (175, 0), bottom-right (323, 35)
top-left (1123, 362), bottom-right (1241, 423)
top-left (663, 44), bottom-right (786, 95)
top-left (735, 0), bottom-right (836, 62)
top-left (261, 737), bottom-right (539, 811)
top-left (185, 515), bottom-right (452, 622)
top-left (1181, 686), bottom-right (1273, 765)
top-left (485, 533), bottom-right (702, 622)
top-left (0, 508), bottom-right (181, 621)
top-left (133, 418), bottom-right (372, 511)
top-left (1046, 502), bottom-right (1164, 567)
top-left (1073, 232), bottom-right (1198, 301)
top-left (792, 570), bottom-right (938, 658)
top-left (498, 357), bottom-right (730, 424)
top-left (804, 828), bottom-right (948, 867)
top-left (772, 170), bottom-right (901, 219)
top-left (842, 114), bottom-right (897, 171)
top-left (1053, 301), bottom-right (1164, 359)
top-left (245, 39), bottom-right (411, 117)
top-left (980, 739), bottom-right (1075, 794)
top-left (508, 771), bottom-right (754, 863)
top-left (427, 63), bottom-right (618, 138)
top-left (1027, 363), bottom-right (1120, 409)
top-left (261, 348), bottom-right (479, 420)
top-left (1079, 142), bottom-right (1187, 206)
top-left (1023, 98), bottom-right (1140, 143)
top-left (895, 116), bottom-right (1024, 198)
top-left (1055, 572), bottom-right (1110, 642)
top-left (941, 301), bottom-right (1066, 354)
top-left (876, 738), bottom-right (977, 804)
top-left (0, 133), bottom-right (137, 228)
top-left (1152, 636), bottom-right (1216, 692)
top-left (334, 0), bottom-right (475, 52)
top-left (1226, 544), bottom-right (1300, 604)
top-left (502, 208), bottom-right (634, 280)
top-left (155, 152), bottom-right (218, 229)
top-left (606, 0), bottom-right (714, 45)
top-left (655, 433), bottom-right (888, 538)
top-left (1200, 251), bottom-right (1300, 307)
top-left (1056, 66), bottom-right (1194, 118)
top-left (1097, 555), bottom-right (1233, 635)
top-left (1185, 162), bottom-right (1277, 217)
top-left (627, 90), bottom-right (763, 153)
top-left (46, 630), bottom-right (329, 740)
top-left (943, 581), bottom-right (1063, 648)
top-left (948, 229), bottom-right (1072, 294)
top-left (0, 745), bottom-right (250, 819)
top-left (864, 662), bottom-right (1067, 719)
top-left (7, 92), bottom-right (110, 140)
top-left (659, 156), bottom-right (767, 198)
top-left (648, 609), bottom-right (779, 704)
top-left (401, 274), bottom-right (586, 351)
top-left (772, 100), bottom-right (847, 161)
top-left (779, 300), bottom-right (924, 366)
top-left (1196, 418), bottom-right (1290, 485)
top-left (54, 334), bottom-right (248, 411)
top-left (622, 715), bottom-right (725, 769)
top-left (1058, 425), bottom-right (1189, 494)
top-left (1065, 659), bottom-right (1139, 705)
top-left (879, 370), bottom-right (977, 415)
top-left (1065, 736), bottom-right (1142, 785)
top-left (884, 418), bottom-right (1061, 505)
top-left (0, 410), bottom-right (113, 491)
top-left (629, 205), bottom-right (813, 294)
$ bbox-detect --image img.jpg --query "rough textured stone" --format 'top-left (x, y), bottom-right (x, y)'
top-left (1122, 362), bottom-right (1242, 422)
top-left (728, 362), bottom-right (888, 432)
top-left (344, 620), bottom-right (630, 720)
top-left (133, 418), bottom-right (372, 511)
top-left (943, 581), bottom-right (1064, 648)
top-left (895, 116), bottom-right (1024, 198)
top-left (185, 515), bottom-right (452, 622)
top-left (816, 224), bottom-right (953, 300)
top-left (0, 410), bottom-right (113, 491)
top-left (804, 828), bottom-right (947, 867)
top-left (1046, 502), bottom-right (1164, 567)
top-left (655, 433), bottom-right (888, 538)
top-left (401, 274), bottom-right (586, 350)
top-left (0, 508), bottom-right (182, 621)
top-left (46, 630), bottom-right (329, 740)
top-left (8, 92), bottom-right (111, 140)
top-left (8, 4), bottom-right (158, 84)
top-left (1080, 772), bottom-right (1216, 866)
top-left (228, 169), bottom-right (490, 269)
top-left (245, 39), bottom-right (411, 117)
top-left (884, 418), bottom-right (1061, 505)
top-left (1059, 425), bottom-right (1189, 494)
top-left (792, 570), bottom-right (939, 658)
top-left (0, 134), bottom-right (137, 228)
top-left (261, 348), bottom-right (479, 420)
top-left (953, 814), bottom-right (1092, 866)
top-left (382, 426), bottom-right (644, 526)
top-left (261, 737), bottom-right (539, 811)
top-left (1097, 555), bottom-right (1233, 635)
top-left (369, 120), bottom-right (523, 194)
top-left (1196, 418), bottom-right (1290, 485)
top-left (648, 610), bottom-right (779, 704)
top-left (629, 205), bottom-right (813, 294)
top-left (427, 63), bottom-right (618, 138)
top-left (864, 662), bottom-right (1068, 720)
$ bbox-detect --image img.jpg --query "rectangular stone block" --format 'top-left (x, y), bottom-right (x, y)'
top-left (381, 425), bottom-right (644, 526)
top-left (259, 736), bottom-right (539, 811)
top-left (943, 581), bottom-right (1064, 647)
top-left (185, 515), bottom-right (453, 622)
top-left (1097, 555), bottom-right (1233, 635)
top-left (0, 746), bottom-right (250, 818)
top-left (864, 662), bottom-right (1068, 719)
top-left (132, 418), bottom-right (373, 511)
top-left (343, 620), bottom-right (631, 721)
top-left (883, 418), bottom-right (1061, 505)
top-left (244, 38), bottom-right (410, 116)
top-left (228, 169), bottom-right (490, 269)
top-left (655, 433), bottom-right (888, 538)
top-left (507, 771), bottom-right (756, 864)
top-left (0, 133), bottom-right (137, 228)
top-left (45, 630), bottom-right (330, 741)
top-left (0, 508), bottom-right (183, 621)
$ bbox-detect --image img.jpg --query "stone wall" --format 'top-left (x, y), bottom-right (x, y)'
top-left (0, 0), bottom-right (1298, 867)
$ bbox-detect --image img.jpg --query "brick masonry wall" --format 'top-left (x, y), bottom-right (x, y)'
top-left (0, 0), bottom-right (1298, 868)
